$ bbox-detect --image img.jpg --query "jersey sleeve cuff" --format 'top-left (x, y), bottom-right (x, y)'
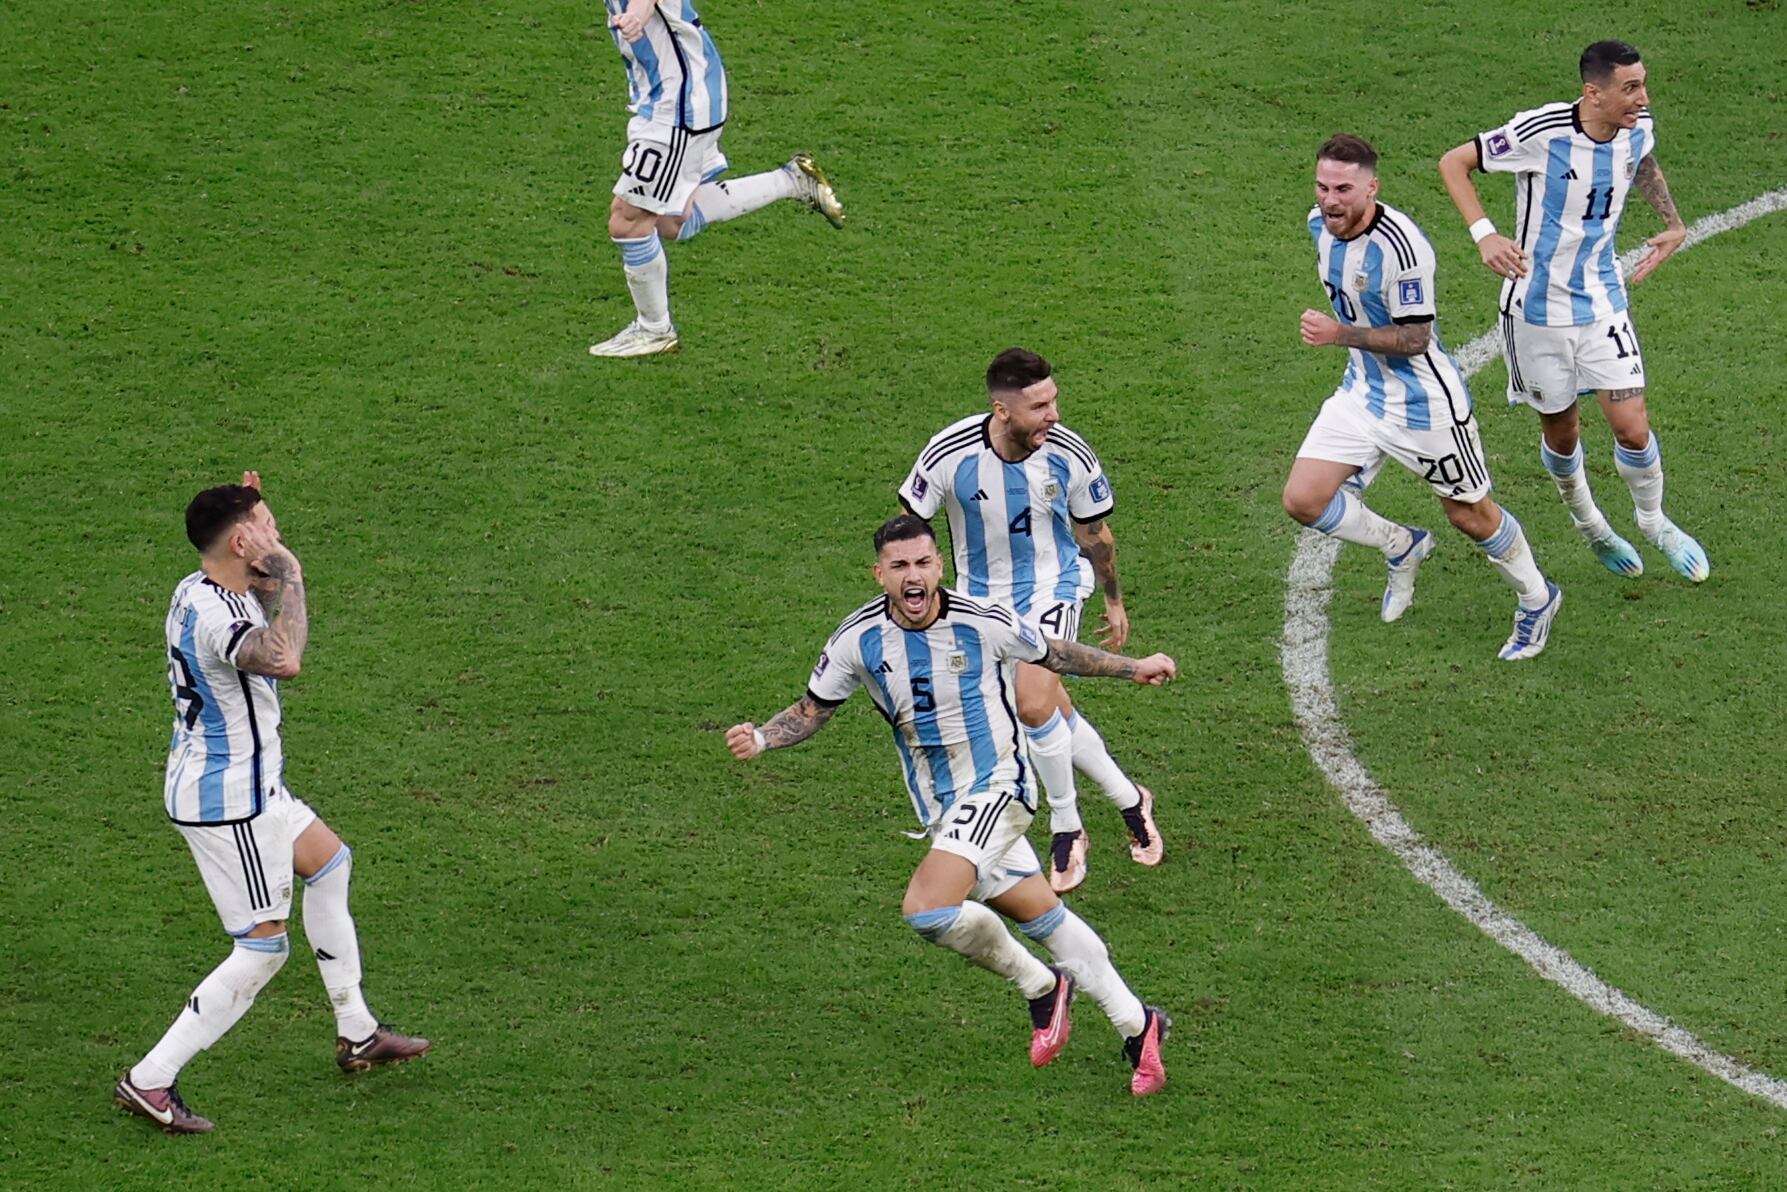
top-left (1391, 314), bottom-right (1435, 326)
top-left (1070, 503), bottom-right (1114, 525)
top-left (1471, 135), bottom-right (1486, 171)
top-left (806, 688), bottom-right (845, 709)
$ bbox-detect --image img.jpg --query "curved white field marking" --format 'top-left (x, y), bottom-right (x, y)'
top-left (1282, 188), bottom-right (1787, 1111)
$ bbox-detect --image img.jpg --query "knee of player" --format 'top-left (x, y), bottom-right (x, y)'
top-left (229, 930), bottom-right (291, 989)
top-left (1281, 483), bottom-right (1324, 526)
top-left (607, 199), bottom-right (653, 239)
top-left (303, 843), bottom-right (353, 885)
top-left (901, 903), bottom-right (962, 941)
top-left (1444, 498), bottom-right (1492, 537)
top-left (1017, 691), bottom-right (1062, 728)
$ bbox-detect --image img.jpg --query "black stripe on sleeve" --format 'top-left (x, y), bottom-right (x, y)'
top-left (920, 425), bottom-right (984, 470)
top-left (1070, 503), bottom-right (1113, 525)
top-left (805, 687), bottom-right (845, 709)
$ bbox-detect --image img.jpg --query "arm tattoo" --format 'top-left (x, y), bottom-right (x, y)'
top-left (759, 695), bottom-right (837, 750)
top-left (1074, 521), bottom-right (1122, 604)
top-left (1039, 637), bottom-right (1137, 680)
top-left (1633, 156), bottom-right (1681, 226)
top-left (237, 558), bottom-right (309, 677)
top-left (1335, 321), bottom-right (1431, 356)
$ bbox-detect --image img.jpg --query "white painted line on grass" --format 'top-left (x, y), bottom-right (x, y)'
top-left (1281, 188), bottom-right (1787, 1111)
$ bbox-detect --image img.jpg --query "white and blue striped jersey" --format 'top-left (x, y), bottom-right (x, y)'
top-left (807, 589), bottom-right (1048, 828)
top-left (163, 572), bottom-right (284, 825)
top-left (1308, 201), bottom-right (1474, 430)
top-left (603, 0), bottom-right (728, 134)
top-left (899, 416), bottom-right (1114, 616)
top-left (1477, 101), bottom-right (1654, 327)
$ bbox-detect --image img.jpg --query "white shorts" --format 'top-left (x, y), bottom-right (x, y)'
top-left (176, 786), bottom-right (318, 936)
top-left (1031, 599), bottom-right (1083, 644)
top-left (1298, 391), bottom-right (1494, 504)
top-left (929, 786), bottom-right (1042, 901)
top-left (1502, 310), bottom-right (1646, 414)
top-left (612, 124), bottom-right (729, 217)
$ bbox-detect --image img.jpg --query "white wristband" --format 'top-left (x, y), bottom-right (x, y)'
top-left (753, 728), bottom-right (768, 753)
top-left (1468, 218), bottom-right (1497, 244)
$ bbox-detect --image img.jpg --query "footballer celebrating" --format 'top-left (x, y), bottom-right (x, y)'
top-left (116, 473), bottom-right (428, 1134)
top-left (1285, 134), bottom-right (1562, 660)
top-left (901, 349), bottom-right (1161, 894)
top-left (1438, 40), bottom-right (1708, 582)
top-left (589, 0), bottom-right (845, 357)
top-left (726, 515), bottom-right (1174, 1096)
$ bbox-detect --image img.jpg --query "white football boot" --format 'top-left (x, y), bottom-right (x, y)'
top-left (589, 320), bottom-right (679, 358)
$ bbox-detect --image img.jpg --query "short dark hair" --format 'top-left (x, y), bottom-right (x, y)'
top-left (1580, 40), bottom-right (1641, 85)
top-left (874, 513), bottom-right (937, 555)
top-left (986, 347), bottom-right (1052, 394)
top-left (185, 485), bottom-right (264, 552)
top-left (1317, 133), bottom-right (1379, 173)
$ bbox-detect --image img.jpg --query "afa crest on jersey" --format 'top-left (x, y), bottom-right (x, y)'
top-left (946, 651), bottom-right (969, 674)
top-left (1042, 479), bottom-right (1061, 500)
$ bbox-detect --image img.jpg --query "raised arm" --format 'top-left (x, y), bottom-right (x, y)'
top-left (1037, 637), bottom-right (1175, 686)
top-left (1438, 140), bottom-right (1528, 280)
top-left (726, 694), bottom-right (838, 760)
top-left (1628, 155), bottom-right (1687, 285)
top-left (1071, 517), bottom-right (1127, 649)
top-left (235, 546), bottom-right (308, 679)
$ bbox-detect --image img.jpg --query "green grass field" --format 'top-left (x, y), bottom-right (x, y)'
top-left (4, 1), bottom-right (1786, 1186)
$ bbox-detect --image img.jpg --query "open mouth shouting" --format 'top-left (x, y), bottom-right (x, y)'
top-left (898, 580), bottom-right (932, 619)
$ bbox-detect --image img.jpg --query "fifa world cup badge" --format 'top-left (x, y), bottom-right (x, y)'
top-left (947, 652), bottom-right (969, 674)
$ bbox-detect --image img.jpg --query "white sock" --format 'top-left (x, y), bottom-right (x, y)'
top-left (300, 845), bottom-right (380, 1042)
top-left (905, 901), bottom-right (1056, 1000)
top-left (130, 934), bottom-right (289, 1089)
top-left (1024, 710), bottom-right (1080, 834)
top-left (1310, 489), bottom-right (1413, 558)
top-left (1613, 433), bottom-right (1666, 535)
top-left (1016, 905), bottom-right (1146, 1038)
top-left (676, 168), bottom-right (800, 241)
top-left (1473, 505), bottom-right (1550, 608)
top-left (614, 233), bottom-right (670, 329)
top-left (1067, 712), bottom-right (1140, 811)
top-left (1539, 439), bottom-right (1610, 536)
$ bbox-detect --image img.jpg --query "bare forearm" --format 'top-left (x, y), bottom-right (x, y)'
top-left (1334, 321), bottom-right (1431, 356)
top-left (1633, 156), bottom-right (1683, 227)
top-left (758, 695), bottom-right (836, 750)
top-left (239, 564), bottom-right (308, 676)
top-left (1438, 144), bottom-right (1488, 224)
top-left (1075, 523), bottom-right (1121, 605)
top-left (1039, 638), bottom-right (1137, 680)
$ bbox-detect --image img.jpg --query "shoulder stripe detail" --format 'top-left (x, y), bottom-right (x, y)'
top-left (920, 424), bottom-right (985, 470)
top-left (827, 598), bottom-right (886, 646)
top-left (1375, 213), bottom-right (1418, 271)
top-left (1514, 113), bottom-right (1574, 142)
top-left (1514, 103), bottom-right (1574, 136)
top-left (1047, 425), bottom-right (1099, 471)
